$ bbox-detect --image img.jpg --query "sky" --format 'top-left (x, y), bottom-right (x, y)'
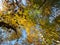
top-left (0, 0), bottom-right (3, 10)
top-left (22, 0), bottom-right (27, 6)
top-left (0, 0), bottom-right (27, 11)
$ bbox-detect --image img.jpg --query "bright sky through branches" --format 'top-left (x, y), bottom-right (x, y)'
top-left (0, 0), bottom-right (3, 11)
top-left (22, 0), bottom-right (27, 6)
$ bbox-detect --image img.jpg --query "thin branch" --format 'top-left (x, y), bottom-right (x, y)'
top-left (0, 22), bottom-right (17, 34)
top-left (38, 0), bottom-right (46, 9)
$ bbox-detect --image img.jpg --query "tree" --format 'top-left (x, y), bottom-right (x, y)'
top-left (0, 0), bottom-right (60, 45)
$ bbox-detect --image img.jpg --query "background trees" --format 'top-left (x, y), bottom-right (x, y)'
top-left (0, 0), bottom-right (60, 45)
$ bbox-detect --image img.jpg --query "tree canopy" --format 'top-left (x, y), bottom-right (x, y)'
top-left (0, 0), bottom-right (60, 45)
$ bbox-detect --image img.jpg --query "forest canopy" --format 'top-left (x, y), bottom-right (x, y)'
top-left (0, 0), bottom-right (60, 45)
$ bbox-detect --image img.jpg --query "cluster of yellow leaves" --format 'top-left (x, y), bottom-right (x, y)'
top-left (39, 19), bottom-right (46, 26)
top-left (0, 11), bottom-right (36, 40)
